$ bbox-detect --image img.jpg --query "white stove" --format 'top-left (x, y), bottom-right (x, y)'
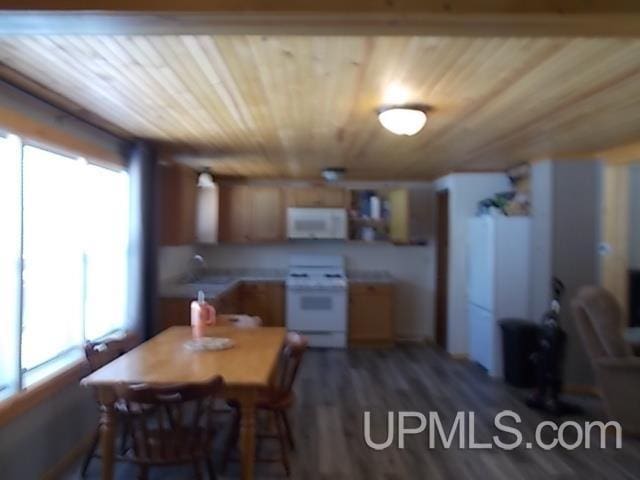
top-left (286, 255), bottom-right (347, 348)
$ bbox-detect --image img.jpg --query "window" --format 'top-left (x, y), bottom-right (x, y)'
top-left (0, 136), bottom-right (129, 398)
top-left (0, 135), bottom-right (22, 398)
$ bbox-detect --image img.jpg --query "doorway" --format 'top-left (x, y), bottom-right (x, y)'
top-left (435, 190), bottom-right (449, 350)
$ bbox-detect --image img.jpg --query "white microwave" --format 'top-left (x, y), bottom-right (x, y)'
top-left (286, 208), bottom-right (348, 240)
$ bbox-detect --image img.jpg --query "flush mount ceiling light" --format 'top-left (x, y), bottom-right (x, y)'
top-left (322, 167), bottom-right (346, 182)
top-left (197, 169), bottom-right (215, 188)
top-left (377, 105), bottom-right (429, 136)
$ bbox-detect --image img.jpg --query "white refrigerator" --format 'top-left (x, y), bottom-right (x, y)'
top-left (467, 215), bottom-right (531, 378)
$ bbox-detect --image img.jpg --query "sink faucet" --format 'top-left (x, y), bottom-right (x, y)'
top-left (188, 254), bottom-right (207, 282)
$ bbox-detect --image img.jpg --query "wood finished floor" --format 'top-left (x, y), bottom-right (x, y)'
top-left (70, 346), bottom-right (640, 479)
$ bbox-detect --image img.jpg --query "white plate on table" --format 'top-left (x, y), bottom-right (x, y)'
top-left (184, 337), bottom-right (235, 352)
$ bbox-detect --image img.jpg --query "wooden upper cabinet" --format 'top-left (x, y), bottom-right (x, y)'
top-left (388, 189), bottom-right (409, 243)
top-left (159, 163), bottom-right (197, 246)
top-left (286, 187), bottom-right (346, 208)
top-left (387, 188), bottom-right (431, 245)
top-left (219, 185), bottom-right (284, 243)
top-left (219, 184), bottom-right (251, 243)
top-left (250, 187), bottom-right (284, 242)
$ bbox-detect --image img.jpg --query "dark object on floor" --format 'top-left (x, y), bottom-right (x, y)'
top-left (572, 286), bottom-right (640, 435)
top-left (526, 278), bottom-right (582, 416)
top-left (500, 319), bottom-right (540, 388)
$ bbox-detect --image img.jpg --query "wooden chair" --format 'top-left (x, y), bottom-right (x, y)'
top-left (225, 332), bottom-right (308, 476)
top-left (115, 377), bottom-right (224, 480)
top-left (80, 334), bottom-right (139, 477)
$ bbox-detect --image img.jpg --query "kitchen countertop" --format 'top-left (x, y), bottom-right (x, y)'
top-left (160, 268), bottom-right (394, 299)
top-left (347, 270), bottom-right (395, 284)
top-left (159, 269), bottom-right (285, 299)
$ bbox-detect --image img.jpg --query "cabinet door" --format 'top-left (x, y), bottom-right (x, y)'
top-left (287, 187), bottom-right (346, 208)
top-left (267, 283), bottom-right (285, 327)
top-left (159, 163), bottom-right (197, 246)
top-left (388, 189), bottom-right (409, 243)
top-left (240, 282), bottom-right (285, 326)
top-left (249, 187), bottom-right (284, 242)
top-left (158, 298), bottom-right (191, 332)
top-left (319, 188), bottom-right (347, 208)
top-left (468, 303), bottom-right (495, 373)
top-left (348, 284), bottom-right (394, 345)
top-left (214, 285), bottom-right (240, 314)
top-left (219, 185), bottom-right (251, 243)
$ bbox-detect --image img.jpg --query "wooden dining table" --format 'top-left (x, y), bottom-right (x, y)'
top-left (82, 324), bottom-right (287, 480)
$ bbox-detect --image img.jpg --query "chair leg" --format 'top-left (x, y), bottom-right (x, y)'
top-left (193, 461), bottom-right (204, 480)
top-left (80, 427), bottom-right (100, 477)
top-left (119, 419), bottom-right (129, 455)
top-left (280, 411), bottom-right (295, 451)
top-left (206, 458), bottom-right (218, 480)
top-left (137, 465), bottom-right (149, 480)
top-left (222, 409), bottom-right (241, 472)
top-left (273, 411), bottom-right (290, 477)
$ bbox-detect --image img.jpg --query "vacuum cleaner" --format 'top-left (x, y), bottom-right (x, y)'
top-left (526, 277), bottom-right (581, 416)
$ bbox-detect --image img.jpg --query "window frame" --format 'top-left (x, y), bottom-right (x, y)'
top-left (0, 131), bottom-right (130, 407)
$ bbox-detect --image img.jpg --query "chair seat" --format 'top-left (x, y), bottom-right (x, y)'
top-left (228, 389), bottom-right (295, 412)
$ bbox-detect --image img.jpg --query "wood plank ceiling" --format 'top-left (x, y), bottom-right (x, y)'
top-left (0, 35), bottom-right (639, 179)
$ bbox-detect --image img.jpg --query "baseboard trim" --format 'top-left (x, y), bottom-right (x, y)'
top-left (42, 430), bottom-right (96, 480)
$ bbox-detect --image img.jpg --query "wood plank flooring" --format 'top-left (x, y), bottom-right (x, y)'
top-left (70, 345), bottom-right (640, 479)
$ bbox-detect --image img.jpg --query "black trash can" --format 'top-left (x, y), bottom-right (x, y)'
top-left (499, 319), bottom-right (540, 388)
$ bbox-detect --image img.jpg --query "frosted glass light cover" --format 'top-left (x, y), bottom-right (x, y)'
top-left (196, 184), bottom-right (219, 243)
top-left (378, 108), bottom-right (427, 136)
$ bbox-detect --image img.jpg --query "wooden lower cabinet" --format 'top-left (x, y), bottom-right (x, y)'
top-left (348, 283), bottom-right (395, 346)
top-left (158, 281), bottom-right (285, 332)
top-left (158, 287), bottom-right (240, 332)
top-left (240, 282), bottom-right (285, 327)
top-left (212, 286), bottom-right (241, 314)
top-left (158, 297), bottom-right (191, 332)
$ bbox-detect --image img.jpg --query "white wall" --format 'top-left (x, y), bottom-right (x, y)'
top-left (198, 243), bottom-right (435, 340)
top-left (530, 159), bottom-right (602, 385)
top-left (530, 160), bottom-right (554, 320)
top-left (158, 244), bottom-right (196, 283)
top-left (435, 173), bottom-right (512, 355)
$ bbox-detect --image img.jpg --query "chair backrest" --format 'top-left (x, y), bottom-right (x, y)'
top-left (571, 286), bottom-right (632, 361)
top-left (115, 377), bottom-right (224, 464)
top-left (84, 334), bottom-right (138, 373)
top-left (276, 332), bottom-right (308, 394)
